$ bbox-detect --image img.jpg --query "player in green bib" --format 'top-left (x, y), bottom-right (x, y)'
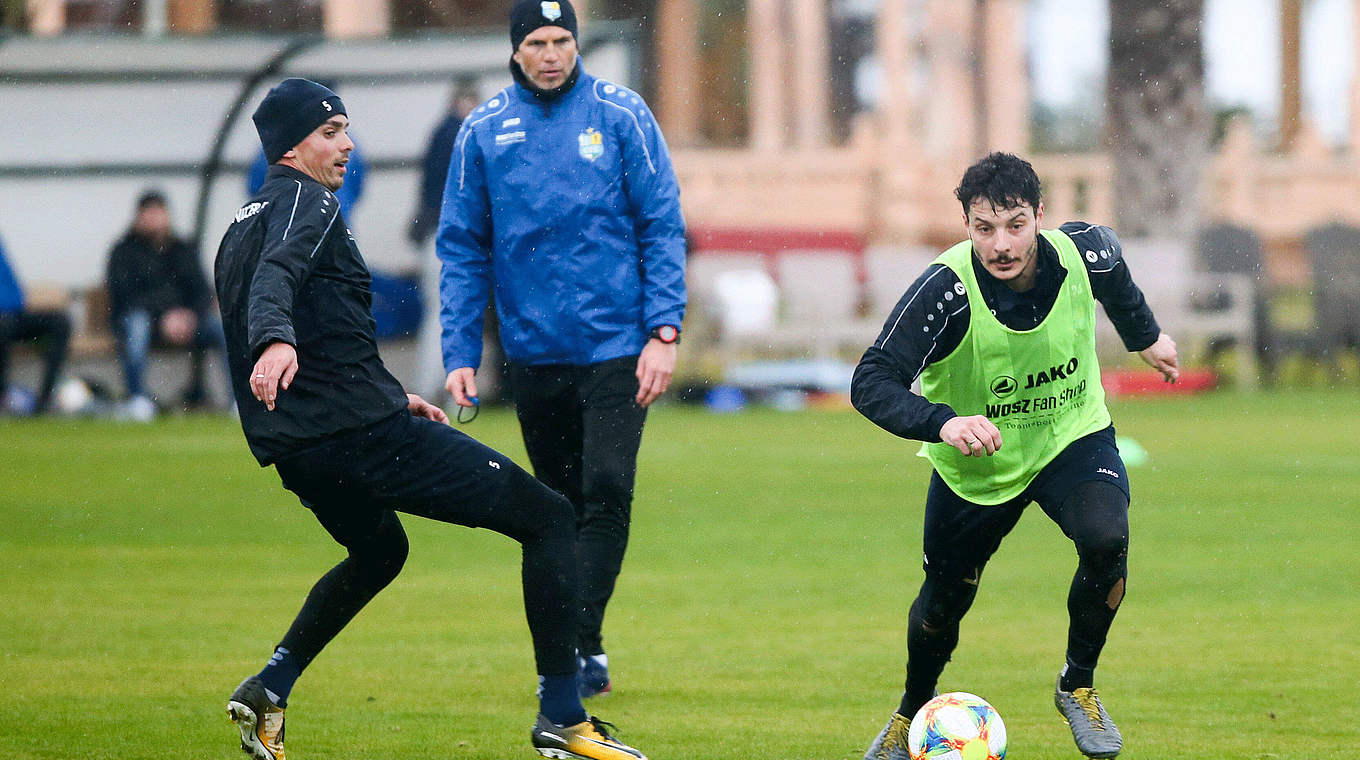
top-left (854, 153), bottom-right (1179, 760)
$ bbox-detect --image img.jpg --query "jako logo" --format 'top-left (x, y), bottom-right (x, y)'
top-left (990, 375), bottom-right (1018, 397)
top-left (1024, 357), bottom-right (1079, 389)
top-left (234, 201), bottom-right (269, 223)
top-left (321, 100), bottom-right (332, 112)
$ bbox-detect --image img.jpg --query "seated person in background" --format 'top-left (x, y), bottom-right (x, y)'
top-left (105, 190), bottom-right (226, 411)
top-left (0, 229), bottom-right (71, 415)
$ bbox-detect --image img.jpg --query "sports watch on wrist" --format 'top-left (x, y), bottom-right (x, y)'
top-left (649, 324), bottom-right (681, 344)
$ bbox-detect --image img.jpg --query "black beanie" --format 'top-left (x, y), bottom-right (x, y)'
top-left (252, 78), bottom-right (347, 164)
top-left (510, 0), bottom-right (578, 50)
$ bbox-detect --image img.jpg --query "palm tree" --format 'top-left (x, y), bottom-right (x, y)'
top-left (1106, 0), bottom-right (1210, 237)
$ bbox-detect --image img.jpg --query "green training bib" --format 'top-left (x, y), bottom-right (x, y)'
top-left (918, 229), bottom-right (1111, 504)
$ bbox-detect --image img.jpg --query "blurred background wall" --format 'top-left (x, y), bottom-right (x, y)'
top-left (3, 0), bottom-right (1359, 389)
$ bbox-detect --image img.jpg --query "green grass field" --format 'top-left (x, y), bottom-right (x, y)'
top-left (2, 390), bottom-right (1358, 759)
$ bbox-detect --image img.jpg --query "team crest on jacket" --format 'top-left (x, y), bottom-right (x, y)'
top-left (578, 127), bottom-right (604, 161)
top-left (540, 2), bottom-right (562, 21)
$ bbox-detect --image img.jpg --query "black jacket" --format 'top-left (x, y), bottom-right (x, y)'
top-left (851, 222), bottom-right (1161, 443)
top-left (214, 165), bottom-right (407, 465)
top-left (106, 232), bottom-right (211, 322)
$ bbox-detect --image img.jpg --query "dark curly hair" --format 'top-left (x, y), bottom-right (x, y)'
top-left (954, 152), bottom-right (1042, 215)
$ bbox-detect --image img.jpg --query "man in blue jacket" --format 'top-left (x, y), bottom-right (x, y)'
top-left (437, 0), bottom-right (687, 699)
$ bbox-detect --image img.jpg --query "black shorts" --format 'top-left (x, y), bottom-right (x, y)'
top-left (272, 410), bottom-right (532, 545)
top-left (920, 425), bottom-right (1130, 581)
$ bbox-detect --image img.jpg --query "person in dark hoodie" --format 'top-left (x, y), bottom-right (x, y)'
top-left (409, 76), bottom-right (481, 247)
top-left (216, 77), bottom-right (647, 760)
top-left (105, 190), bottom-right (226, 414)
top-left (409, 76), bottom-right (485, 401)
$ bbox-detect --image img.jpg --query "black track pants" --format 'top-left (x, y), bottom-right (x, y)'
top-left (271, 411), bottom-right (581, 677)
top-left (508, 356), bottom-right (647, 656)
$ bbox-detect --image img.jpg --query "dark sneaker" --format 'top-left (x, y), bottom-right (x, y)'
top-left (227, 676), bottom-right (286, 760)
top-left (1054, 677), bottom-right (1123, 758)
top-left (578, 654), bottom-right (611, 699)
top-left (531, 714), bottom-right (647, 760)
top-left (863, 712), bottom-right (912, 760)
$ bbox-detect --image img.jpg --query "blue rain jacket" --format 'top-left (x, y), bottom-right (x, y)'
top-left (435, 64), bottom-right (686, 370)
top-left (0, 235), bottom-right (24, 315)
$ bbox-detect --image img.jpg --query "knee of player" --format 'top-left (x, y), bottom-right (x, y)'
top-left (582, 470), bottom-right (635, 511)
top-left (1071, 482), bottom-right (1130, 557)
top-left (541, 489), bottom-right (575, 531)
top-left (915, 573), bottom-right (981, 627)
top-left (387, 532), bottom-right (411, 572)
top-left (379, 545), bottom-right (410, 586)
top-left (507, 467), bottom-right (575, 534)
top-left (1075, 523), bottom-right (1127, 560)
top-left (356, 527), bottom-right (409, 584)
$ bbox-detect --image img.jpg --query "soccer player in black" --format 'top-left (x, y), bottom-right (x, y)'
top-left (216, 78), bottom-right (647, 760)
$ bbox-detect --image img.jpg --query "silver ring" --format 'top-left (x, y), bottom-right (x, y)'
top-left (255, 374), bottom-right (265, 378)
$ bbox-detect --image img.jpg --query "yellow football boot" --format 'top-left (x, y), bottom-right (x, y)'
top-left (531, 714), bottom-right (647, 760)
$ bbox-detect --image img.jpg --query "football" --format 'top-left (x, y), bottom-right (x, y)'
top-left (907, 692), bottom-right (1007, 760)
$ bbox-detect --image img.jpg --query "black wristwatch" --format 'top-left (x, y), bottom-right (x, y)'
top-left (649, 325), bottom-right (681, 344)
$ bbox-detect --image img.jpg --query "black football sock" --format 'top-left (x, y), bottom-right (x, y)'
top-left (1059, 661), bottom-right (1095, 692)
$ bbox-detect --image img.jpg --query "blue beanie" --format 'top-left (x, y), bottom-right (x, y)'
top-left (252, 78), bottom-right (347, 164)
top-left (510, 0), bottom-right (578, 50)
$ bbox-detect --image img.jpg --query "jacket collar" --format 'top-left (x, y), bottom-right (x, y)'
top-left (264, 163), bottom-right (324, 186)
top-left (511, 57), bottom-right (586, 105)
